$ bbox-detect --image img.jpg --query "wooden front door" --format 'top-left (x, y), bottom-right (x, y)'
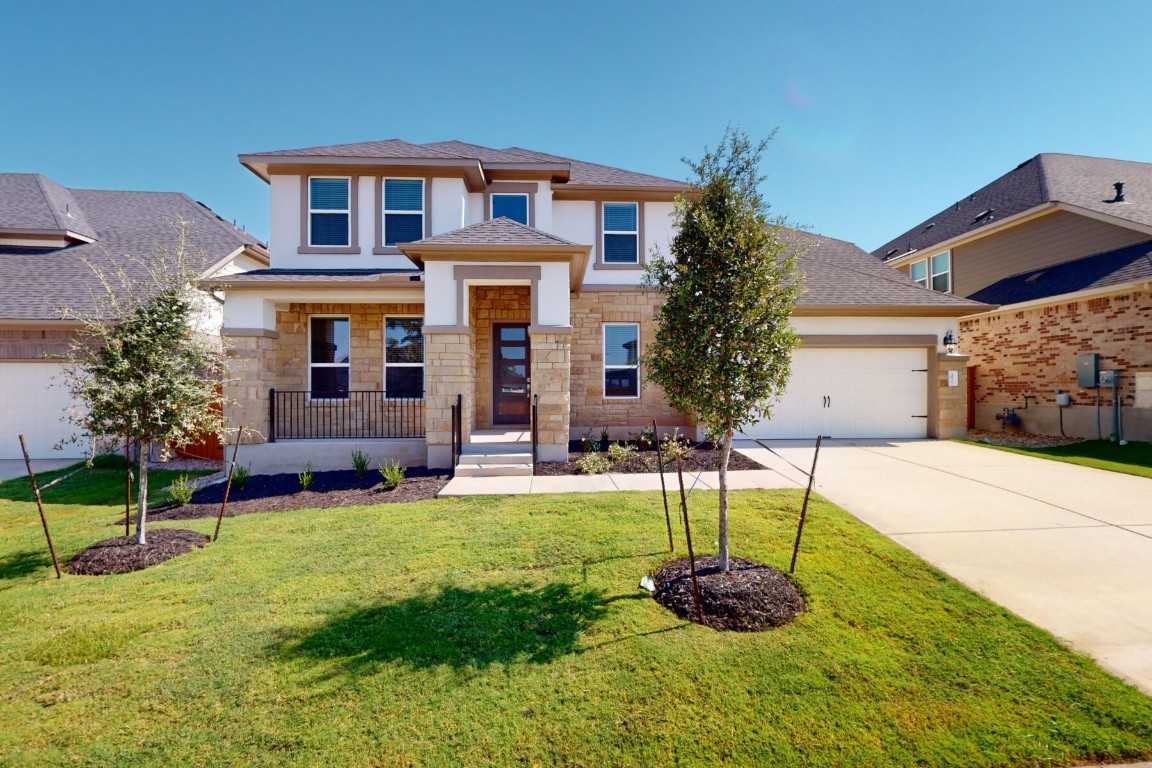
top-left (492, 323), bottom-right (531, 425)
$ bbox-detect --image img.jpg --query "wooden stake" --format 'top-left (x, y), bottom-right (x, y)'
top-left (18, 435), bottom-right (61, 579)
top-left (653, 420), bottom-right (673, 552)
top-left (124, 437), bottom-right (132, 537)
top-left (675, 453), bottom-right (704, 623)
top-left (213, 427), bottom-right (244, 543)
top-left (789, 434), bottom-right (823, 575)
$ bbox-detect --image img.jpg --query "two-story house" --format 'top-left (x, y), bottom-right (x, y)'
top-left (214, 139), bottom-right (982, 474)
top-left (873, 153), bottom-right (1152, 440)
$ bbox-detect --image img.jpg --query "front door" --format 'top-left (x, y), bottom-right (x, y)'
top-left (492, 323), bottom-right (531, 425)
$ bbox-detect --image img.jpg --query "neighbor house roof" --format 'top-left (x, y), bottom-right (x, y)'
top-left (0, 174), bottom-right (267, 321)
top-left (240, 138), bottom-right (688, 190)
top-left (873, 153), bottom-right (1152, 261)
top-left (795, 231), bottom-right (991, 315)
top-left (968, 240), bottom-right (1152, 306)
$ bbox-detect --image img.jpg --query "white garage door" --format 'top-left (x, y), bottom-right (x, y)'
top-left (741, 347), bottom-right (929, 439)
top-left (0, 363), bottom-right (88, 460)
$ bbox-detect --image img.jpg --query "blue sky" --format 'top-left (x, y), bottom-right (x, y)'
top-left (4, 1), bottom-right (1151, 251)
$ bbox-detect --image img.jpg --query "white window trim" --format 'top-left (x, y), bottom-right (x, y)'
top-left (307, 315), bottom-right (351, 401)
top-left (382, 177), bottom-right (425, 246)
top-left (603, 322), bottom-right (641, 400)
top-left (490, 192), bottom-right (531, 225)
top-left (602, 202), bottom-right (640, 265)
top-left (930, 251), bottom-right (952, 293)
top-left (307, 176), bottom-right (352, 248)
top-left (383, 315), bottom-right (425, 401)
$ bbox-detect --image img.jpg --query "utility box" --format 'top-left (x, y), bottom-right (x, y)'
top-left (1077, 353), bottom-right (1099, 388)
top-left (1056, 392), bottom-right (1072, 407)
top-left (1098, 370), bottom-right (1116, 386)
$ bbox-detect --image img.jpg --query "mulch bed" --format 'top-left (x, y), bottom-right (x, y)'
top-left (651, 555), bottom-right (806, 631)
top-left (149, 468), bottom-right (450, 520)
top-left (967, 428), bottom-right (1085, 449)
top-left (535, 443), bottom-right (765, 476)
top-left (68, 529), bottom-right (209, 576)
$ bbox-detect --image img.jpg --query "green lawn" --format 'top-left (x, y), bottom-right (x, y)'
top-left (1, 470), bottom-right (1151, 767)
top-left (960, 439), bottom-right (1152, 480)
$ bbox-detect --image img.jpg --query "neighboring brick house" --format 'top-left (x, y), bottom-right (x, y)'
top-left (873, 153), bottom-right (1152, 440)
top-left (0, 174), bottom-right (268, 459)
top-left (211, 139), bottom-right (981, 474)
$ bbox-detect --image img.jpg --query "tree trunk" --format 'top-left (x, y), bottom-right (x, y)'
top-left (135, 438), bottom-right (149, 545)
top-left (718, 428), bottom-right (733, 572)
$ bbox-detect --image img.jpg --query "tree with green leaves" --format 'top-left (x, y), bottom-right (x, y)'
top-left (644, 128), bottom-right (804, 572)
top-left (61, 221), bottom-right (227, 545)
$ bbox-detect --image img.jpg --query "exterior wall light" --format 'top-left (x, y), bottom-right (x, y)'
top-left (943, 330), bottom-right (958, 355)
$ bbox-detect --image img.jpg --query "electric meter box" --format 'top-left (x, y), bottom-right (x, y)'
top-left (1077, 353), bottom-right (1099, 388)
top-left (1098, 370), bottom-right (1116, 386)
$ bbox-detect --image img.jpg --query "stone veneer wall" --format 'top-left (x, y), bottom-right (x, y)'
top-left (530, 330), bottom-right (571, 461)
top-left (224, 334), bottom-right (277, 443)
top-left (569, 289), bottom-right (691, 438)
top-left (423, 330), bottom-right (474, 468)
top-left (960, 290), bottom-right (1152, 439)
top-left (934, 354), bottom-right (969, 439)
top-left (470, 286), bottom-right (531, 428)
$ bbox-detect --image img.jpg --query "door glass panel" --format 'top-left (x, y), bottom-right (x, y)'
top-left (500, 364), bottom-right (526, 379)
top-left (500, 327), bottom-right (526, 341)
top-left (500, 346), bottom-right (526, 360)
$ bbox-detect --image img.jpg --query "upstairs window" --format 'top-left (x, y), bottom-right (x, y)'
top-left (603, 202), bottom-right (639, 264)
top-left (604, 323), bottom-right (640, 398)
top-left (384, 317), bottom-right (424, 399)
top-left (308, 177), bottom-right (351, 247)
top-left (491, 193), bottom-right (530, 225)
top-left (309, 317), bottom-right (350, 398)
top-left (383, 179), bottom-right (424, 246)
top-left (909, 251), bottom-right (952, 293)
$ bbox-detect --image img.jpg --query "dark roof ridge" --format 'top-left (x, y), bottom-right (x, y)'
top-left (33, 175), bottom-right (67, 230)
top-left (175, 192), bottom-right (265, 250)
top-left (1035, 154), bottom-right (1051, 203)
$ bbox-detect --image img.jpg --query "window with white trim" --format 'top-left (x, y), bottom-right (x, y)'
top-left (384, 317), bottom-right (424, 399)
top-left (383, 179), bottom-right (424, 246)
top-left (604, 323), bottom-right (640, 398)
top-left (910, 251), bottom-right (951, 293)
top-left (309, 317), bottom-right (350, 398)
top-left (308, 177), bottom-right (351, 247)
top-left (491, 193), bottom-right (530, 225)
top-left (602, 202), bottom-right (639, 264)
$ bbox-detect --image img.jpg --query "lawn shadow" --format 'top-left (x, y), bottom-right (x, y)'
top-left (0, 550), bottom-right (52, 582)
top-left (278, 582), bottom-right (610, 671)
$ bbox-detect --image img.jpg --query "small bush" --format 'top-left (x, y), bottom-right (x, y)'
top-left (575, 452), bottom-right (612, 475)
top-left (232, 464), bottom-right (251, 490)
top-left (379, 459), bottom-right (406, 490)
top-left (606, 442), bottom-right (637, 465)
top-left (633, 425), bottom-right (657, 451)
top-left (298, 462), bottom-right (314, 492)
top-left (660, 429), bottom-right (694, 466)
top-left (351, 448), bottom-right (372, 479)
top-left (580, 428), bottom-right (597, 454)
top-left (168, 474), bottom-right (195, 507)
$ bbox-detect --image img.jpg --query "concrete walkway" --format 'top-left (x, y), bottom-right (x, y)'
top-left (735, 438), bottom-right (1152, 696)
top-left (438, 467), bottom-right (795, 496)
top-left (0, 458), bottom-right (76, 483)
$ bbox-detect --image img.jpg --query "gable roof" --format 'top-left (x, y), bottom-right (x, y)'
top-left (240, 138), bottom-right (688, 190)
top-left (794, 231), bottom-right (990, 314)
top-left (410, 217), bottom-right (579, 247)
top-left (968, 240), bottom-right (1152, 306)
top-left (873, 153), bottom-right (1152, 261)
top-left (0, 173), bottom-right (97, 239)
top-left (0, 175), bottom-right (266, 322)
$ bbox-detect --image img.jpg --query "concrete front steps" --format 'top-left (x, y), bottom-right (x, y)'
top-left (455, 430), bottom-right (533, 478)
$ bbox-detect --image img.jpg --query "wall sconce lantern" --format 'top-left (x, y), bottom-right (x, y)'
top-left (943, 330), bottom-right (958, 355)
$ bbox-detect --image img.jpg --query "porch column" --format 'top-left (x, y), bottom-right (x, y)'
top-left (529, 325), bottom-right (572, 462)
top-left (424, 327), bottom-right (475, 468)
top-left (933, 353), bottom-right (970, 439)
top-left (221, 296), bottom-right (279, 445)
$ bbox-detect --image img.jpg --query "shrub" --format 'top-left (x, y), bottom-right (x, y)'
top-left (298, 462), bottom-right (314, 492)
top-left (379, 459), bottom-right (406, 490)
top-left (660, 429), bottom-right (694, 466)
top-left (351, 448), bottom-right (372, 479)
top-left (232, 463), bottom-right (251, 490)
top-left (575, 452), bottom-right (612, 475)
top-left (606, 442), bottom-right (637, 465)
top-left (580, 428), bottom-right (597, 454)
top-left (168, 474), bottom-right (195, 507)
top-left (633, 425), bottom-right (657, 451)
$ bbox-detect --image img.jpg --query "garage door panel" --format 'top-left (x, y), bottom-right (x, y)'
top-left (0, 363), bottom-right (88, 460)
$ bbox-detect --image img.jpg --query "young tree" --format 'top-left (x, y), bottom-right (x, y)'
top-left (644, 128), bottom-right (804, 572)
top-left (61, 220), bottom-right (227, 545)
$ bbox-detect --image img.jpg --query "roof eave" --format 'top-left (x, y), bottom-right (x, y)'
top-left (238, 155), bottom-right (489, 191)
top-left (0, 227), bottom-right (96, 244)
top-left (199, 273), bottom-right (424, 291)
top-left (551, 184), bottom-right (691, 202)
top-left (793, 303), bottom-right (995, 318)
top-left (963, 277), bottom-right (1152, 319)
top-left (399, 242), bottom-right (592, 291)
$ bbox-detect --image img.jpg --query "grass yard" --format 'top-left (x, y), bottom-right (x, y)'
top-left (1, 469), bottom-right (1151, 767)
top-left (961, 438), bottom-right (1152, 480)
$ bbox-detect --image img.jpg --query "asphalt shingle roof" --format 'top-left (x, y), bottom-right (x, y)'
top-left (0, 174), bottom-right (97, 239)
top-left (214, 268), bottom-right (420, 284)
top-left (968, 240), bottom-right (1152, 305)
top-left (0, 175), bottom-right (264, 321)
top-left (873, 153), bottom-right (1152, 260)
top-left (795, 231), bottom-right (989, 309)
top-left (410, 217), bottom-right (581, 247)
top-left (244, 139), bottom-right (688, 189)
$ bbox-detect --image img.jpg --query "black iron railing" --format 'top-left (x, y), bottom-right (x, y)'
top-left (450, 394), bottom-right (463, 476)
top-left (268, 389), bottom-right (425, 441)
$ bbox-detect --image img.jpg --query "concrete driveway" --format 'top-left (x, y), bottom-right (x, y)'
top-left (0, 458), bottom-right (77, 483)
top-left (735, 438), bottom-right (1152, 696)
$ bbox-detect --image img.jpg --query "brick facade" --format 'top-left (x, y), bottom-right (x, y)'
top-left (960, 290), bottom-right (1152, 439)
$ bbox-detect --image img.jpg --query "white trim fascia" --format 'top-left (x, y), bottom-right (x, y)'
top-left (959, 279), bottom-right (1152, 321)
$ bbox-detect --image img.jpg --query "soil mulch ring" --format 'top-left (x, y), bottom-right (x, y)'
top-left (967, 428), bottom-right (1085, 450)
top-left (68, 529), bottom-right (209, 576)
top-left (536, 443), bottom-right (765, 476)
top-left (150, 468), bottom-right (450, 521)
top-left (652, 555), bottom-right (805, 631)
